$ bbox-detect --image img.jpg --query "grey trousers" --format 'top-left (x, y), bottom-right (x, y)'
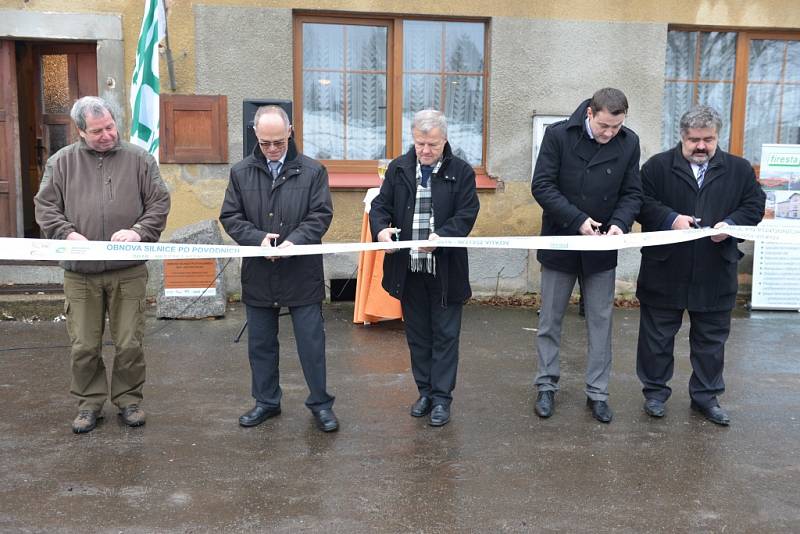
top-left (535, 267), bottom-right (615, 400)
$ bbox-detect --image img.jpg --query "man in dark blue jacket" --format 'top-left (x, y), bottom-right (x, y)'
top-left (220, 105), bottom-right (338, 432)
top-left (531, 88), bottom-right (642, 423)
top-left (636, 105), bottom-right (765, 426)
top-left (370, 109), bottom-right (480, 427)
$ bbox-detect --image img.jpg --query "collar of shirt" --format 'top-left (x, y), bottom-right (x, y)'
top-left (584, 115), bottom-right (595, 140)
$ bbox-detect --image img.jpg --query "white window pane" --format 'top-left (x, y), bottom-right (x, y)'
top-left (699, 32), bottom-right (736, 80)
top-left (749, 40), bottom-right (786, 81)
top-left (404, 21), bottom-right (442, 72)
top-left (347, 26), bottom-right (387, 71)
top-left (304, 24), bottom-right (344, 69)
top-left (402, 74), bottom-right (442, 151)
top-left (697, 83), bottom-right (733, 149)
top-left (445, 75), bottom-right (483, 166)
top-left (665, 31), bottom-right (697, 79)
top-left (445, 22), bottom-right (484, 73)
top-left (302, 23), bottom-right (388, 161)
top-left (787, 41), bottom-right (800, 82)
top-left (744, 83), bottom-right (780, 164)
top-left (346, 73), bottom-right (387, 159)
top-left (302, 72), bottom-right (344, 160)
top-left (780, 86), bottom-right (800, 145)
top-left (661, 82), bottom-right (693, 151)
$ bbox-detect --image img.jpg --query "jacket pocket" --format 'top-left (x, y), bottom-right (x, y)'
top-left (717, 242), bottom-right (744, 263)
top-left (640, 244), bottom-right (674, 262)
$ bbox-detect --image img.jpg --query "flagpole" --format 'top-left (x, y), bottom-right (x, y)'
top-left (162, 2), bottom-right (177, 92)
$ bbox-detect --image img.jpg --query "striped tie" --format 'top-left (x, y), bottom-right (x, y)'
top-left (696, 164), bottom-right (707, 188)
top-left (269, 161), bottom-right (282, 185)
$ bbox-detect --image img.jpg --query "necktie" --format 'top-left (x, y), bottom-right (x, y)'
top-left (696, 164), bottom-right (707, 188)
top-left (269, 161), bottom-right (282, 180)
top-left (420, 165), bottom-right (433, 187)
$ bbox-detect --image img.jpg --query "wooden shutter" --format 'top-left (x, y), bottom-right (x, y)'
top-left (160, 94), bottom-right (228, 163)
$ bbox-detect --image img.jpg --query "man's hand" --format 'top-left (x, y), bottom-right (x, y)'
top-left (276, 239), bottom-right (295, 258)
top-left (110, 229), bottom-right (141, 242)
top-left (418, 232), bottom-right (439, 253)
top-left (261, 233), bottom-right (280, 261)
top-left (711, 221), bottom-right (730, 243)
top-left (377, 227), bottom-right (400, 254)
top-left (579, 217), bottom-right (602, 236)
top-left (605, 225), bottom-right (623, 236)
top-left (672, 214), bottom-right (700, 230)
top-left (66, 232), bottom-right (88, 241)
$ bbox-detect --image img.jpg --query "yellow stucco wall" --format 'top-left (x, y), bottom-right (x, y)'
top-left (8, 0), bottom-right (798, 240)
top-left (10, 0), bottom-right (800, 101)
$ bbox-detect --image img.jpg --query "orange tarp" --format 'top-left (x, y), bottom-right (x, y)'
top-left (353, 191), bottom-right (402, 324)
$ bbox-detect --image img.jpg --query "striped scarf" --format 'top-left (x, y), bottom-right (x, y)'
top-left (409, 159), bottom-right (441, 275)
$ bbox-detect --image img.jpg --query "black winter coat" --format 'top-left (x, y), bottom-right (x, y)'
top-left (531, 99), bottom-right (642, 275)
top-left (219, 140), bottom-right (333, 308)
top-left (636, 146), bottom-right (765, 311)
top-left (369, 143), bottom-right (480, 305)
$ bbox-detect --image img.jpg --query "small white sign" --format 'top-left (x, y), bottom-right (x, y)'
top-left (164, 288), bottom-right (217, 297)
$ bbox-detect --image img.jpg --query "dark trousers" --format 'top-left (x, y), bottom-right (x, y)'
top-left (245, 302), bottom-right (334, 412)
top-left (637, 303), bottom-right (731, 407)
top-left (400, 270), bottom-right (463, 407)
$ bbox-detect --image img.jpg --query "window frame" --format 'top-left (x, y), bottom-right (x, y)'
top-left (293, 11), bottom-right (491, 182)
top-left (667, 26), bottom-right (800, 168)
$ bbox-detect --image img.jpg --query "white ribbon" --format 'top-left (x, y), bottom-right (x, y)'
top-left (1, 225), bottom-right (797, 262)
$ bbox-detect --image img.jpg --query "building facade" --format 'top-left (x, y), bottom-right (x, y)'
top-left (2, 1), bottom-right (797, 297)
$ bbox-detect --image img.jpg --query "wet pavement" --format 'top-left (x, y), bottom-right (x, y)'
top-left (1, 302), bottom-right (799, 533)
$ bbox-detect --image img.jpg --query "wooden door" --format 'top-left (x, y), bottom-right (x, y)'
top-left (32, 43), bottom-right (98, 181)
top-left (0, 40), bottom-right (20, 237)
top-left (15, 42), bottom-right (97, 237)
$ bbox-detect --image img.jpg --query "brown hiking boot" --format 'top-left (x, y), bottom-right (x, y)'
top-left (72, 410), bottom-right (103, 434)
top-left (119, 404), bottom-right (146, 427)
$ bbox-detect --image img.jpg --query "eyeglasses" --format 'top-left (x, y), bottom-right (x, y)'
top-left (257, 139), bottom-right (287, 149)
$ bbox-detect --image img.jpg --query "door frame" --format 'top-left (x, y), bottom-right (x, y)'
top-left (0, 10), bottom-right (123, 238)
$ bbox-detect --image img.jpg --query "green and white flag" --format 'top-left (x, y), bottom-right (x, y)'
top-left (130, 0), bottom-right (166, 159)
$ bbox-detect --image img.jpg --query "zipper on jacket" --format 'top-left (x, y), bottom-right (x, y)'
top-left (99, 156), bottom-right (112, 201)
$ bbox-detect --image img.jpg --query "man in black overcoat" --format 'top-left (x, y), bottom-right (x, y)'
top-left (220, 105), bottom-right (339, 432)
top-left (370, 109), bottom-right (479, 427)
top-left (636, 105), bottom-right (766, 425)
top-left (531, 88), bottom-right (642, 423)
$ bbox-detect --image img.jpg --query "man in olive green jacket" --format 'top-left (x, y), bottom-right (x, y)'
top-left (35, 96), bottom-right (170, 434)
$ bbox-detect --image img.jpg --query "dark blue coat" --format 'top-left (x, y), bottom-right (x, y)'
top-left (531, 99), bottom-right (642, 275)
top-left (220, 140), bottom-right (333, 308)
top-left (369, 143), bottom-right (480, 305)
top-left (636, 146), bottom-right (766, 311)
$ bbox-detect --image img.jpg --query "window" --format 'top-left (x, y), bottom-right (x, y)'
top-left (294, 14), bottom-right (488, 176)
top-left (663, 29), bottom-right (800, 165)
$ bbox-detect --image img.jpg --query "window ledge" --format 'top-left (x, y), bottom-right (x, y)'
top-left (329, 173), bottom-right (498, 190)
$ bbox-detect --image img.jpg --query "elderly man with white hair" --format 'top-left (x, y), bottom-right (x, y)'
top-left (370, 109), bottom-right (480, 427)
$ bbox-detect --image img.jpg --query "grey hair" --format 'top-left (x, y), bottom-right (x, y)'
top-left (70, 96), bottom-right (119, 131)
top-left (411, 109), bottom-right (448, 138)
top-left (679, 105), bottom-right (723, 136)
top-left (253, 105), bottom-right (291, 130)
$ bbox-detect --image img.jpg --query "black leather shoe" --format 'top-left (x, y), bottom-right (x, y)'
top-left (644, 398), bottom-right (666, 418)
top-left (313, 409), bottom-right (339, 432)
top-left (691, 400), bottom-right (730, 426)
top-left (239, 405), bottom-right (281, 427)
top-left (429, 404), bottom-right (450, 427)
top-left (587, 398), bottom-right (613, 423)
top-left (535, 390), bottom-right (555, 418)
top-left (410, 396), bottom-right (432, 417)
